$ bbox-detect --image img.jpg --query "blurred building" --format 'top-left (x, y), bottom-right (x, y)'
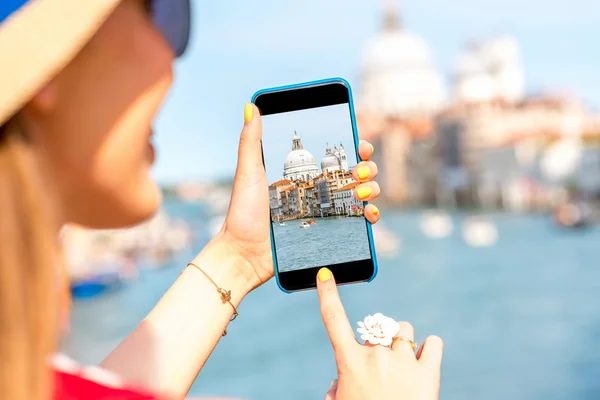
top-left (356, 3), bottom-right (600, 210)
top-left (357, 3), bottom-right (446, 204)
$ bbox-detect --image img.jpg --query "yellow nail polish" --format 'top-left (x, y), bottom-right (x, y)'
top-left (356, 186), bottom-right (372, 200)
top-left (357, 166), bottom-right (370, 180)
top-left (317, 267), bottom-right (332, 282)
top-left (244, 103), bottom-right (253, 123)
top-left (369, 143), bottom-right (374, 154)
top-left (372, 205), bottom-right (379, 215)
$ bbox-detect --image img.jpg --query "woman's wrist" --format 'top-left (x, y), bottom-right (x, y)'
top-left (187, 236), bottom-right (258, 300)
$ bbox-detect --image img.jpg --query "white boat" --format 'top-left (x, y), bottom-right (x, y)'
top-left (420, 209), bottom-right (453, 239)
top-left (299, 221), bottom-right (310, 228)
top-left (278, 222), bottom-right (286, 226)
top-left (462, 216), bottom-right (498, 248)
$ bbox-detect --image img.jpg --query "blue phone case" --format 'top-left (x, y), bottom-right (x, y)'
top-left (251, 77), bottom-right (379, 293)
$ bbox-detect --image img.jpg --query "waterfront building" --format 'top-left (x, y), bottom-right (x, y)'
top-left (283, 131), bottom-right (319, 182)
top-left (334, 182), bottom-right (363, 216)
top-left (356, 3), bottom-right (446, 204)
top-left (279, 184), bottom-right (294, 216)
top-left (314, 170), bottom-right (355, 216)
top-left (269, 179), bottom-right (292, 220)
top-left (435, 97), bottom-right (600, 209)
top-left (288, 184), bottom-right (312, 217)
top-left (304, 184), bottom-right (318, 216)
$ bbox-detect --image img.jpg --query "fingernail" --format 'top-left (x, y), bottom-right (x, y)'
top-left (357, 166), bottom-right (370, 180)
top-left (369, 143), bottom-right (374, 154)
top-left (318, 267), bottom-right (332, 282)
top-left (372, 205), bottom-right (379, 215)
top-left (244, 103), bottom-right (254, 123)
top-left (356, 186), bottom-right (372, 200)
top-left (329, 380), bottom-right (335, 390)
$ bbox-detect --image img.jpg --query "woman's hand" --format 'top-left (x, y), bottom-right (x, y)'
top-left (207, 103), bottom-right (382, 291)
top-left (317, 269), bottom-right (444, 400)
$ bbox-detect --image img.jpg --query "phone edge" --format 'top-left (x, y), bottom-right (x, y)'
top-left (251, 77), bottom-right (379, 294)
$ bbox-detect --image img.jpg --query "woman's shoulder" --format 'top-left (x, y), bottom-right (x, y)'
top-left (50, 353), bottom-right (158, 400)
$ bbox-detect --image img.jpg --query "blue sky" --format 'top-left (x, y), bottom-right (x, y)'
top-left (152, 0), bottom-right (600, 184)
top-left (262, 105), bottom-right (357, 184)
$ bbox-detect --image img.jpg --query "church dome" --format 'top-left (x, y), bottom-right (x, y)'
top-left (455, 48), bottom-right (495, 103)
top-left (283, 132), bottom-right (319, 181)
top-left (362, 31), bottom-right (434, 74)
top-left (359, 5), bottom-right (446, 117)
top-left (321, 153), bottom-right (340, 170)
top-left (285, 149), bottom-right (316, 169)
top-left (321, 143), bottom-right (341, 172)
top-left (454, 36), bottom-right (524, 104)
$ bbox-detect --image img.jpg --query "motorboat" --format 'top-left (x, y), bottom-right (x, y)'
top-left (299, 221), bottom-right (310, 228)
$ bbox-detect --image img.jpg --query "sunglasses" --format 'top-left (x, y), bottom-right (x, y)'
top-left (148, 0), bottom-right (191, 58)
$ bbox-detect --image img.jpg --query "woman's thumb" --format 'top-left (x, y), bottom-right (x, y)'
top-left (234, 103), bottom-right (264, 184)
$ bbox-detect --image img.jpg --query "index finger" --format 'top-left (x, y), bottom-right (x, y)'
top-left (358, 140), bottom-right (374, 162)
top-left (316, 268), bottom-right (357, 356)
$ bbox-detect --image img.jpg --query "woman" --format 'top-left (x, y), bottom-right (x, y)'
top-left (0, 0), bottom-right (444, 399)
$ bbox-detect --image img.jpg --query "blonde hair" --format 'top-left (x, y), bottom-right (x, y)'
top-left (0, 117), bottom-right (59, 399)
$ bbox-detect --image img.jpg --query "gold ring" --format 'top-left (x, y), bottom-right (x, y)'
top-left (391, 336), bottom-right (417, 352)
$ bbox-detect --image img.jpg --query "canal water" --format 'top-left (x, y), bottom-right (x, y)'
top-left (273, 216), bottom-right (371, 272)
top-left (63, 204), bottom-right (600, 400)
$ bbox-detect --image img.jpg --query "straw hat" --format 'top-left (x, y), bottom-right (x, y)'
top-left (0, 0), bottom-right (121, 125)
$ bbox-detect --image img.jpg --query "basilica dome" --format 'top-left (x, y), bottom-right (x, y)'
top-left (455, 49), bottom-right (495, 103)
top-left (454, 36), bottom-right (524, 104)
top-left (285, 149), bottom-right (317, 169)
top-left (321, 143), bottom-right (342, 173)
top-left (283, 132), bottom-right (319, 181)
top-left (359, 6), bottom-right (446, 117)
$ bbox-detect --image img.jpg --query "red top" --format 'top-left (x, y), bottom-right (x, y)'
top-left (51, 354), bottom-right (159, 400)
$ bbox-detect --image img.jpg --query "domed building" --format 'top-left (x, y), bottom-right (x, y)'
top-left (359, 5), bottom-right (446, 117)
top-left (321, 143), bottom-right (350, 173)
top-left (356, 4), bottom-right (446, 204)
top-left (333, 143), bottom-right (349, 171)
top-left (321, 143), bottom-right (340, 173)
top-left (455, 46), bottom-right (496, 104)
top-left (283, 131), bottom-right (319, 181)
top-left (455, 36), bottom-right (525, 104)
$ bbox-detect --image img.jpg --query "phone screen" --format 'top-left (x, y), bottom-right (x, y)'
top-left (255, 80), bottom-right (376, 291)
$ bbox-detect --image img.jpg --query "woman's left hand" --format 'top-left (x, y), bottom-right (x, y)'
top-left (207, 103), bottom-right (381, 290)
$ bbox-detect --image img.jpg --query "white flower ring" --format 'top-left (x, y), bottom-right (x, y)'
top-left (356, 313), bottom-right (400, 347)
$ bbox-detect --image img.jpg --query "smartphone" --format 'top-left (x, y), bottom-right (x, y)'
top-left (252, 78), bottom-right (378, 293)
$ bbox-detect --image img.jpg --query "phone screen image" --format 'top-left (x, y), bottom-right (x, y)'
top-left (262, 104), bottom-right (372, 273)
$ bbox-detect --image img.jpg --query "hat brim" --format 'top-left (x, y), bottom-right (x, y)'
top-left (0, 0), bottom-right (122, 125)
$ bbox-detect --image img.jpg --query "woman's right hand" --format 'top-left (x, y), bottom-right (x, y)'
top-left (316, 268), bottom-right (444, 400)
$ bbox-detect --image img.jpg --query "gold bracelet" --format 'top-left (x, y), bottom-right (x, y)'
top-left (186, 262), bottom-right (239, 336)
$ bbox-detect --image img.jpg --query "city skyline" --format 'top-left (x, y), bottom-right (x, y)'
top-left (151, 1), bottom-right (600, 184)
top-left (262, 105), bottom-right (358, 185)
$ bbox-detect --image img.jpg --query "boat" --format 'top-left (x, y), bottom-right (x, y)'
top-left (299, 221), bottom-right (310, 228)
top-left (553, 202), bottom-right (589, 229)
top-left (420, 209), bottom-right (453, 239)
top-left (462, 216), bottom-right (498, 248)
top-left (70, 270), bottom-right (122, 299)
top-left (306, 219), bottom-right (317, 225)
top-left (278, 222), bottom-right (286, 226)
